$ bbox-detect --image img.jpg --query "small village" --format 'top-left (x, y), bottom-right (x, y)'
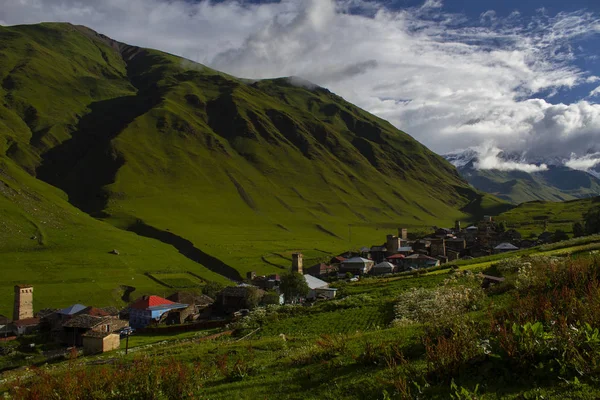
top-left (0, 215), bottom-right (565, 363)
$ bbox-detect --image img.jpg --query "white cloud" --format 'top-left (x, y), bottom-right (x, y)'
top-left (565, 152), bottom-right (600, 172)
top-left (473, 143), bottom-right (548, 172)
top-left (590, 86), bottom-right (600, 97)
top-left (1, 0), bottom-right (600, 162)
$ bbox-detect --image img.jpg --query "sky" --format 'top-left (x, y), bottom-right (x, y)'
top-left (2, 0), bottom-right (600, 173)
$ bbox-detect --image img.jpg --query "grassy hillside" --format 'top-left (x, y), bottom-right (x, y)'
top-left (0, 22), bottom-right (509, 315)
top-left (4, 247), bottom-right (600, 399)
top-left (496, 196), bottom-right (600, 236)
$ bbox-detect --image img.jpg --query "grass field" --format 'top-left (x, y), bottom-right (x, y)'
top-left (146, 271), bottom-right (205, 289)
top-left (496, 197), bottom-right (600, 236)
top-left (4, 245), bottom-right (600, 399)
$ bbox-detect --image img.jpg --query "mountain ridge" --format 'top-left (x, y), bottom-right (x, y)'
top-left (445, 149), bottom-right (600, 204)
top-left (0, 22), bottom-right (509, 313)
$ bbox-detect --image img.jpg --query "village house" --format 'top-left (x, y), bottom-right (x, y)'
top-left (82, 331), bottom-right (120, 355)
top-left (403, 254), bottom-right (440, 269)
top-left (386, 253), bottom-right (406, 267)
top-left (247, 273), bottom-right (281, 290)
top-left (128, 295), bottom-right (188, 329)
top-left (304, 263), bottom-right (338, 278)
top-left (339, 257), bottom-right (375, 275)
top-left (62, 314), bottom-right (128, 346)
top-left (369, 246), bottom-right (387, 263)
top-left (494, 242), bottom-right (520, 254)
top-left (216, 285), bottom-right (265, 314)
top-left (371, 261), bottom-right (397, 276)
top-left (304, 275), bottom-right (337, 300)
top-left (9, 318), bottom-right (40, 336)
top-left (329, 255), bottom-right (348, 265)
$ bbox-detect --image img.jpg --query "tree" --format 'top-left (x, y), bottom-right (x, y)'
top-left (573, 222), bottom-right (585, 238)
top-left (279, 271), bottom-right (310, 303)
top-left (261, 290), bottom-right (281, 305)
top-left (243, 286), bottom-right (263, 309)
top-left (202, 281), bottom-right (225, 299)
top-left (496, 221), bottom-right (506, 233)
top-left (584, 207), bottom-right (600, 235)
top-left (553, 229), bottom-right (569, 242)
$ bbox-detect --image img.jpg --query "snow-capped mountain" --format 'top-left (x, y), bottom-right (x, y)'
top-left (444, 148), bottom-right (600, 204)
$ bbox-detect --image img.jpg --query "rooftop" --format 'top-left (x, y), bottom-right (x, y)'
top-left (374, 262), bottom-right (395, 269)
top-left (63, 314), bottom-right (104, 329)
top-left (129, 295), bottom-right (178, 310)
top-left (13, 318), bottom-right (40, 327)
top-left (387, 254), bottom-right (406, 259)
top-left (304, 274), bottom-right (329, 290)
top-left (343, 257), bottom-right (373, 264)
top-left (405, 254), bottom-right (438, 260)
top-left (58, 304), bottom-right (87, 316)
top-left (494, 243), bottom-right (519, 250)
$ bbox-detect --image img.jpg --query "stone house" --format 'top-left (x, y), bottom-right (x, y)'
top-left (386, 253), bottom-right (406, 267)
top-left (494, 242), bottom-right (519, 254)
top-left (304, 263), bottom-right (338, 278)
top-left (303, 275), bottom-right (337, 300)
top-left (369, 246), bottom-right (388, 263)
top-left (371, 261), bottom-right (397, 275)
top-left (62, 314), bottom-right (128, 346)
top-left (82, 331), bottom-right (120, 355)
top-left (403, 254), bottom-right (440, 269)
top-left (216, 286), bottom-right (265, 314)
top-left (339, 257), bottom-right (375, 275)
top-left (9, 317), bottom-right (40, 336)
top-left (128, 295), bottom-right (188, 329)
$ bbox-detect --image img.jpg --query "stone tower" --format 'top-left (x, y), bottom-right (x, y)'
top-left (292, 253), bottom-right (303, 274)
top-left (398, 228), bottom-right (408, 240)
top-left (386, 234), bottom-right (401, 256)
top-left (13, 285), bottom-right (33, 321)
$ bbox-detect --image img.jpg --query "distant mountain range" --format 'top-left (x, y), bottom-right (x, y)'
top-left (445, 149), bottom-right (600, 204)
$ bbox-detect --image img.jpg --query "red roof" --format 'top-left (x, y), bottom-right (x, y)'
top-left (386, 254), bottom-right (406, 259)
top-left (84, 307), bottom-right (110, 317)
top-left (129, 295), bottom-right (175, 310)
top-left (13, 318), bottom-right (40, 327)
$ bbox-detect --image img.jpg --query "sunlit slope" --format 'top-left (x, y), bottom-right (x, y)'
top-left (0, 22), bottom-right (509, 313)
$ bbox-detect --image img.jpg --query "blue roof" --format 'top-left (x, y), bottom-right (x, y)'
top-left (147, 303), bottom-right (188, 312)
top-left (58, 304), bottom-right (87, 315)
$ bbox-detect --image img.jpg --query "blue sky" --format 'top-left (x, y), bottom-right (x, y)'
top-left (2, 0), bottom-right (600, 172)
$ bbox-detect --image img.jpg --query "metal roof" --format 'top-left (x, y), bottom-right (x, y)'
top-left (58, 304), bottom-right (87, 315)
top-left (494, 243), bottom-right (519, 250)
top-left (374, 262), bottom-right (395, 269)
top-left (304, 274), bottom-right (329, 290)
top-left (342, 257), bottom-right (373, 264)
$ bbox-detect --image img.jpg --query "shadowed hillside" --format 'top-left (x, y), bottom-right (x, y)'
top-left (0, 22), bottom-right (509, 314)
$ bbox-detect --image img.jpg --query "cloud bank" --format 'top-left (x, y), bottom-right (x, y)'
top-left (473, 143), bottom-right (548, 173)
top-left (2, 0), bottom-right (600, 161)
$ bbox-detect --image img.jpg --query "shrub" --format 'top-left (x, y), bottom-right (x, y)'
top-left (391, 280), bottom-right (485, 327)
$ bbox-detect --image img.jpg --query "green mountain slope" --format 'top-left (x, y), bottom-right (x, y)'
top-left (454, 161), bottom-right (600, 204)
top-left (496, 196), bottom-right (600, 237)
top-left (0, 23), bottom-right (509, 314)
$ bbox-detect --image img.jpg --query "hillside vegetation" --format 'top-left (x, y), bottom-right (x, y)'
top-left (4, 250), bottom-right (600, 399)
top-left (0, 22), bottom-right (509, 314)
top-left (496, 196), bottom-right (600, 237)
